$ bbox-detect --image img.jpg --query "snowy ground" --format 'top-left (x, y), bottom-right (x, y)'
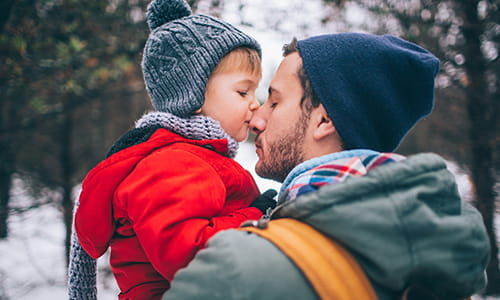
top-left (0, 142), bottom-right (498, 299)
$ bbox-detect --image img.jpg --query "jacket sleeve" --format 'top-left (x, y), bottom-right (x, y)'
top-left (162, 229), bottom-right (319, 300)
top-left (120, 148), bottom-right (262, 281)
top-left (161, 231), bottom-right (243, 300)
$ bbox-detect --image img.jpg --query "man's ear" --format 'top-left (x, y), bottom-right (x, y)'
top-left (312, 105), bottom-right (336, 141)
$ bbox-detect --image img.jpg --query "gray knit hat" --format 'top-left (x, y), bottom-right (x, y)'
top-left (142, 0), bottom-right (262, 117)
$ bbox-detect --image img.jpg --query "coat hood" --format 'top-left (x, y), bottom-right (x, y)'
top-left (273, 153), bottom-right (489, 299)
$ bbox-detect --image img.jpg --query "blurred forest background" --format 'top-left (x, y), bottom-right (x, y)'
top-left (0, 0), bottom-right (499, 297)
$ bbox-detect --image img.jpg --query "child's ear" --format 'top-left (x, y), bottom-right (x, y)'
top-left (312, 105), bottom-right (336, 141)
top-left (193, 108), bottom-right (202, 115)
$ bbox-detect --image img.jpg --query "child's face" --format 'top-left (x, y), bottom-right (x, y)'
top-left (202, 71), bottom-right (261, 142)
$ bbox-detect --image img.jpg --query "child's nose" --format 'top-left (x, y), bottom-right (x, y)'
top-left (249, 97), bottom-right (260, 111)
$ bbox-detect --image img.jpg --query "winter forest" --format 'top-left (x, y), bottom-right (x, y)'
top-left (0, 0), bottom-right (499, 299)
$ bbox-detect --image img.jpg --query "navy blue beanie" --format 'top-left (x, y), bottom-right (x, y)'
top-left (297, 33), bottom-right (440, 152)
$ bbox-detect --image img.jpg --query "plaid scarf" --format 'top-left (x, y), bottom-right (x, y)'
top-left (285, 152), bottom-right (405, 201)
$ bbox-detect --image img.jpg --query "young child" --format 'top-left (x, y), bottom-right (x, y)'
top-left (67, 1), bottom-right (276, 299)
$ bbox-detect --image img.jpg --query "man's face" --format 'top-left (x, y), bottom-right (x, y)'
top-left (250, 52), bottom-right (310, 182)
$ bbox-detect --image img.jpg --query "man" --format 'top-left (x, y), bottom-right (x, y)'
top-left (162, 33), bottom-right (490, 300)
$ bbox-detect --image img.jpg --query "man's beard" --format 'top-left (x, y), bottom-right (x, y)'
top-left (255, 111), bottom-right (309, 182)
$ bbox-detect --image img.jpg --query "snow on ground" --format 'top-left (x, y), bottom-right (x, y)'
top-left (0, 176), bottom-right (119, 299)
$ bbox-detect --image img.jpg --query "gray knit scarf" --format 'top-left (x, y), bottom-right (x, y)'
top-left (135, 112), bottom-right (239, 157)
top-left (68, 112), bottom-right (239, 299)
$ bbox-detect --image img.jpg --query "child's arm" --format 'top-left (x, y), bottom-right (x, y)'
top-left (121, 148), bottom-right (262, 281)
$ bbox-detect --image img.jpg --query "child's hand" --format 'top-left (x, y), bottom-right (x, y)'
top-left (250, 189), bottom-right (278, 214)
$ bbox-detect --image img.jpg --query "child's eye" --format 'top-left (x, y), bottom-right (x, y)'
top-left (238, 91), bottom-right (248, 97)
top-left (270, 102), bottom-right (277, 109)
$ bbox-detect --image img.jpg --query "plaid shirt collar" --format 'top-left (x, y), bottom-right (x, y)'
top-left (279, 150), bottom-right (405, 203)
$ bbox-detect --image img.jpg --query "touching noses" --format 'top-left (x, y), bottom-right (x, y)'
top-left (249, 96), bottom-right (260, 111)
top-left (249, 106), bottom-right (266, 135)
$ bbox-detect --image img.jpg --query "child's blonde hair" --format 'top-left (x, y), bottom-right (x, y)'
top-left (211, 47), bottom-right (262, 78)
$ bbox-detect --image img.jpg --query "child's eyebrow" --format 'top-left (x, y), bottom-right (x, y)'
top-left (236, 79), bottom-right (255, 84)
top-left (235, 78), bottom-right (259, 87)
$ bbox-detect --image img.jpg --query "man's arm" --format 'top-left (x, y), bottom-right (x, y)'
top-left (163, 229), bottom-right (318, 300)
top-left (162, 233), bottom-right (238, 300)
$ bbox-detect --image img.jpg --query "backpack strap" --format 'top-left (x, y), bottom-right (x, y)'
top-left (238, 218), bottom-right (378, 300)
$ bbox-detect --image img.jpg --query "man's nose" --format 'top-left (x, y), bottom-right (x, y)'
top-left (249, 107), bottom-right (266, 134)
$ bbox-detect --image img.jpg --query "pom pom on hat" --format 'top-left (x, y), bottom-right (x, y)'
top-left (141, 0), bottom-right (261, 117)
top-left (146, 0), bottom-right (192, 31)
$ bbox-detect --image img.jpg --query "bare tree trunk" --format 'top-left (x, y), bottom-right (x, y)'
top-left (0, 148), bottom-right (12, 239)
top-left (0, 86), bottom-right (15, 239)
top-left (0, 0), bottom-right (22, 240)
top-left (0, 0), bottom-right (15, 32)
top-left (468, 96), bottom-right (500, 295)
top-left (461, 0), bottom-right (500, 295)
top-left (60, 108), bottom-right (75, 266)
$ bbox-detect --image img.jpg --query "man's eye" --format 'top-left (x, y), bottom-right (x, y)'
top-left (270, 102), bottom-right (277, 108)
top-left (238, 91), bottom-right (248, 96)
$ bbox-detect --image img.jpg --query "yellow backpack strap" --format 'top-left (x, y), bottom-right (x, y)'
top-left (238, 218), bottom-right (378, 300)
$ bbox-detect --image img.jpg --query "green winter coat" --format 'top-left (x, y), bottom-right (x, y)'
top-left (162, 153), bottom-right (490, 300)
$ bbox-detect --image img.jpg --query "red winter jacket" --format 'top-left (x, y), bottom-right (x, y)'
top-left (75, 128), bottom-right (262, 300)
